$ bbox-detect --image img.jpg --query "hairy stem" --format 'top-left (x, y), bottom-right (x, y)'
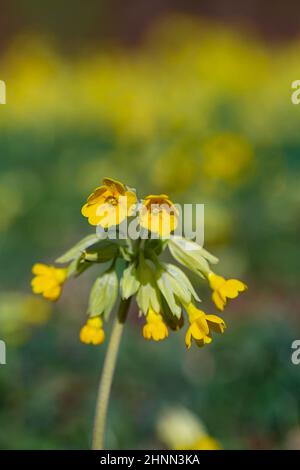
top-left (92, 297), bottom-right (131, 450)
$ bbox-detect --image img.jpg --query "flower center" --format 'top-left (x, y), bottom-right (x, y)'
top-left (106, 195), bottom-right (118, 206)
top-left (151, 206), bottom-right (162, 215)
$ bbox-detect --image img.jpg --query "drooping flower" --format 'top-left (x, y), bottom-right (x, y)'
top-left (31, 263), bottom-right (67, 301)
top-left (81, 177), bottom-right (137, 227)
top-left (142, 308), bottom-right (169, 341)
top-left (80, 317), bottom-right (105, 345)
top-left (208, 272), bottom-right (247, 311)
top-left (185, 303), bottom-right (226, 349)
top-left (140, 194), bottom-right (178, 237)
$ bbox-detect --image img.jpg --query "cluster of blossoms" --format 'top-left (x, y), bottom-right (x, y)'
top-left (31, 178), bottom-right (247, 349)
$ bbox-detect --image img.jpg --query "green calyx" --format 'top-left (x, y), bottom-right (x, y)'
top-left (56, 233), bottom-right (218, 323)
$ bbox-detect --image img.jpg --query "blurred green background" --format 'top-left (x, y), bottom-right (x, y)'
top-left (1, 0), bottom-right (300, 450)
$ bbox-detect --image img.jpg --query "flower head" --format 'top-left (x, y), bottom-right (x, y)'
top-left (142, 308), bottom-right (169, 341)
top-left (81, 177), bottom-right (137, 227)
top-left (140, 194), bottom-right (178, 237)
top-left (31, 263), bottom-right (67, 301)
top-left (80, 317), bottom-right (105, 345)
top-left (208, 272), bottom-right (247, 311)
top-left (185, 303), bottom-right (226, 349)
top-left (31, 177), bottom-right (246, 354)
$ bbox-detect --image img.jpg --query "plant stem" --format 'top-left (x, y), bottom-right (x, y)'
top-left (92, 297), bottom-right (131, 450)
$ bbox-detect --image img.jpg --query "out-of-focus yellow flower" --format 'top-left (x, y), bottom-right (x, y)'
top-left (140, 194), bottom-right (178, 237)
top-left (81, 177), bottom-right (137, 227)
top-left (185, 303), bottom-right (225, 349)
top-left (201, 134), bottom-right (253, 184)
top-left (31, 263), bottom-right (67, 301)
top-left (23, 296), bottom-right (52, 325)
top-left (0, 293), bottom-right (51, 346)
top-left (156, 406), bottom-right (222, 450)
top-left (152, 147), bottom-right (197, 194)
top-left (143, 308), bottom-right (169, 341)
top-left (177, 435), bottom-right (221, 450)
top-left (208, 272), bottom-right (247, 311)
top-left (80, 317), bottom-right (105, 345)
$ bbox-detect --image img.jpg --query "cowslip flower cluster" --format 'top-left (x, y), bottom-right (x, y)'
top-left (31, 177), bottom-right (247, 349)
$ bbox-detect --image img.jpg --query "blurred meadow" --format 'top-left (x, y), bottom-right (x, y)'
top-left (1, 1), bottom-right (300, 450)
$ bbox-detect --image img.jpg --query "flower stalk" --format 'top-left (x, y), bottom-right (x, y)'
top-left (92, 297), bottom-right (131, 450)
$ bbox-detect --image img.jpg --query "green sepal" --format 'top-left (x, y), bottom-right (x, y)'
top-left (156, 269), bottom-right (182, 318)
top-left (120, 263), bottom-right (140, 299)
top-left (168, 236), bottom-right (218, 278)
top-left (56, 233), bottom-right (107, 264)
top-left (83, 241), bottom-right (119, 263)
top-left (144, 239), bottom-right (167, 257)
top-left (163, 263), bottom-right (200, 303)
top-left (88, 269), bottom-right (118, 321)
top-left (160, 297), bottom-right (184, 331)
top-left (66, 255), bottom-right (92, 278)
top-left (135, 258), bottom-right (161, 315)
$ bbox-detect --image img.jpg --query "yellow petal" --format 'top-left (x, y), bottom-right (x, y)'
top-left (88, 317), bottom-right (103, 328)
top-left (189, 322), bottom-right (206, 340)
top-left (43, 285), bottom-right (61, 301)
top-left (185, 327), bottom-right (192, 349)
top-left (81, 203), bottom-right (94, 217)
top-left (143, 324), bottom-right (152, 340)
top-left (86, 186), bottom-right (108, 204)
top-left (208, 272), bottom-right (226, 291)
top-left (54, 268), bottom-right (67, 284)
top-left (32, 263), bottom-right (50, 275)
top-left (123, 190), bottom-right (138, 215)
top-left (91, 329), bottom-right (105, 345)
top-left (206, 314), bottom-right (226, 333)
top-left (196, 335), bottom-right (212, 347)
top-left (221, 279), bottom-right (247, 299)
top-left (103, 177), bottom-right (126, 194)
top-left (212, 290), bottom-right (226, 311)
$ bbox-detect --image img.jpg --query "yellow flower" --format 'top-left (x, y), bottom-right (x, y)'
top-left (157, 406), bottom-right (222, 450)
top-left (185, 303), bottom-right (226, 349)
top-left (80, 317), bottom-right (105, 345)
top-left (176, 435), bottom-right (221, 450)
top-left (143, 308), bottom-right (169, 341)
top-left (31, 263), bottom-right (67, 301)
top-left (208, 272), bottom-right (247, 311)
top-left (81, 177), bottom-right (137, 227)
top-left (201, 133), bottom-right (253, 184)
top-left (140, 194), bottom-right (178, 237)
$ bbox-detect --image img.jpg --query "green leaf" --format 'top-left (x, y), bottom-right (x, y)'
top-left (88, 270), bottom-right (118, 320)
top-left (56, 234), bottom-right (106, 263)
top-left (121, 264), bottom-right (140, 299)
